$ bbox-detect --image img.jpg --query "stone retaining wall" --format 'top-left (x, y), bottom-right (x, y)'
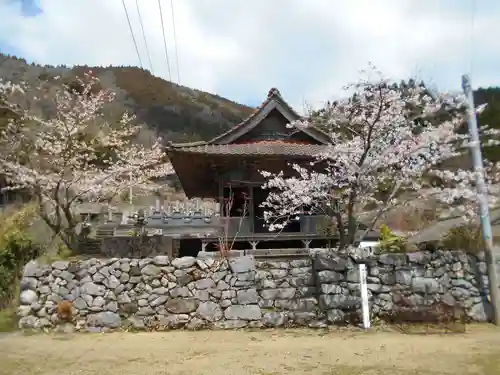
top-left (18, 249), bottom-right (493, 331)
top-left (313, 250), bottom-right (491, 323)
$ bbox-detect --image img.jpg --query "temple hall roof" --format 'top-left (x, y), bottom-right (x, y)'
top-left (166, 88), bottom-right (331, 198)
top-left (166, 87), bottom-right (330, 152)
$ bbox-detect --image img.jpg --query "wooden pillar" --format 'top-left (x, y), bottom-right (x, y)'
top-left (164, 237), bottom-right (174, 258)
top-left (248, 185), bottom-right (255, 233)
top-left (218, 179), bottom-right (224, 216)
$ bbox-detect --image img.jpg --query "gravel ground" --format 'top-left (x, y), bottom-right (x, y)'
top-left (0, 326), bottom-right (499, 375)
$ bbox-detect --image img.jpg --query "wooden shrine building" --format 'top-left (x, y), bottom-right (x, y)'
top-left (166, 88), bottom-right (379, 254)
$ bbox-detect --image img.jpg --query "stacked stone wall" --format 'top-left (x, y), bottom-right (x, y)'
top-left (313, 250), bottom-right (491, 324)
top-left (17, 249), bottom-right (493, 331)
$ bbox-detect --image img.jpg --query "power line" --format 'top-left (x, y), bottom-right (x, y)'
top-left (158, 0), bottom-right (172, 82)
top-left (170, 0), bottom-right (181, 84)
top-left (121, 0), bottom-right (143, 69)
top-left (135, 0), bottom-right (154, 74)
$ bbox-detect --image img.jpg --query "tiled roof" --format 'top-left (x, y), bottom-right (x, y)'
top-left (166, 87), bottom-right (330, 150)
top-left (171, 141), bottom-right (328, 157)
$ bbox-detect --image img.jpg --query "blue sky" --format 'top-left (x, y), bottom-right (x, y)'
top-left (1, 0), bottom-right (500, 110)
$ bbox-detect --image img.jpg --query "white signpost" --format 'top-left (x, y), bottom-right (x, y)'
top-left (358, 263), bottom-right (371, 329)
top-left (121, 211), bottom-right (128, 225)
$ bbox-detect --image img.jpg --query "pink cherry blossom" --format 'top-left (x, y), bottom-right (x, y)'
top-left (260, 65), bottom-right (500, 248)
top-left (0, 73), bottom-right (170, 249)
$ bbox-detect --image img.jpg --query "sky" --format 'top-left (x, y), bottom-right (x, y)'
top-left (0, 0), bottom-right (499, 110)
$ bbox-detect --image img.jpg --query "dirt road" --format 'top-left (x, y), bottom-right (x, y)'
top-left (1, 326), bottom-right (499, 375)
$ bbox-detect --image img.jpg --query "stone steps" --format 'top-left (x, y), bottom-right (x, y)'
top-left (96, 228), bottom-right (114, 239)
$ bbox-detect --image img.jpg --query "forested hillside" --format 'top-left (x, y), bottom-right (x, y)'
top-left (474, 87), bottom-right (500, 161)
top-left (1, 53), bottom-right (499, 151)
top-left (0, 53), bottom-right (253, 143)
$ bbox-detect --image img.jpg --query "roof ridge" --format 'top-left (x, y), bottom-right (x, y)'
top-left (206, 87), bottom-right (285, 145)
top-left (169, 87), bottom-right (331, 148)
top-left (267, 87), bottom-right (281, 98)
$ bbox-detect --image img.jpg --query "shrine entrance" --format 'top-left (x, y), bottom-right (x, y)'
top-left (252, 186), bottom-right (300, 234)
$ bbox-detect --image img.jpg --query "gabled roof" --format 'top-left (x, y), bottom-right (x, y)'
top-left (207, 88), bottom-right (330, 145)
top-left (166, 88), bottom-right (331, 150)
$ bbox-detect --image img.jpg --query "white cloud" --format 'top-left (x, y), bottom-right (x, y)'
top-left (1, 0), bottom-right (499, 110)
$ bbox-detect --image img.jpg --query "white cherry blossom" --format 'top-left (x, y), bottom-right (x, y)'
top-left (0, 73), bottom-right (170, 248)
top-left (261, 65), bottom-right (500, 248)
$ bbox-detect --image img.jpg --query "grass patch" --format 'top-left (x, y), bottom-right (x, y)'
top-left (1, 328), bottom-right (498, 375)
top-left (36, 241), bottom-right (75, 264)
top-left (471, 351), bottom-right (500, 375)
top-left (0, 307), bottom-right (17, 332)
top-left (441, 225), bottom-right (485, 255)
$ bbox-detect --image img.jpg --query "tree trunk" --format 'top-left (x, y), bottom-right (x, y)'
top-left (325, 201), bottom-right (346, 250)
top-left (346, 192), bottom-right (357, 245)
top-left (333, 211), bottom-right (346, 249)
top-left (61, 228), bottom-right (78, 252)
top-left (36, 201), bottom-right (79, 252)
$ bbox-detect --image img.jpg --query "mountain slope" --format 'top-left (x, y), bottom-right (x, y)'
top-left (2, 53), bottom-right (500, 149)
top-left (0, 53), bottom-right (253, 143)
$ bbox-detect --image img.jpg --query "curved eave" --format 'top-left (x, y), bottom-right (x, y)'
top-left (166, 142), bottom-right (329, 157)
top-left (166, 148), bottom-right (218, 198)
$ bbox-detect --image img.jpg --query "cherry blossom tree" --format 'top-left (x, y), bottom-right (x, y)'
top-left (261, 65), bottom-right (500, 249)
top-left (0, 73), bottom-right (171, 249)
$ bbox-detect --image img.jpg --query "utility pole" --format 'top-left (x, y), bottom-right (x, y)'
top-left (462, 74), bottom-right (500, 325)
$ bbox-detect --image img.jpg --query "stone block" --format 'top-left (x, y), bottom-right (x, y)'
top-left (314, 254), bottom-right (348, 271)
top-left (229, 256), bottom-right (256, 274)
top-left (224, 305), bottom-right (262, 320)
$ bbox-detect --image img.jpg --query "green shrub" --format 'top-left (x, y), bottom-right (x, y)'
top-left (377, 224), bottom-right (412, 253)
top-left (0, 307), bottom-right (17, 332)
top-left (0, 230), bottom-right (39, 306)
top-left (0, 203), bottom-right (42, 330)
